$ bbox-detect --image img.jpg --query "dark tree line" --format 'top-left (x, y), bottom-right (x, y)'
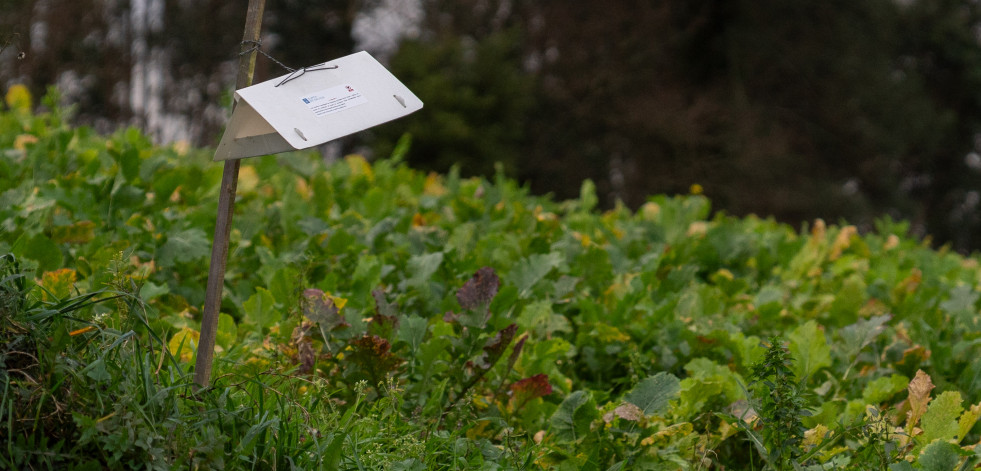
top-left (4, 0), bottom-right (981, 251)
top-left (376, 0), bottom-right (981, 252)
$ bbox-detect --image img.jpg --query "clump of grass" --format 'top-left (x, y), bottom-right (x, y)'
top-left (1, 253), bottom-right (540, 469)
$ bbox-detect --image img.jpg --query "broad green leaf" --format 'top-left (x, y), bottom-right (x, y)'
top-left (84, 358), bottom-right (111, 383)
top-left (139, 280), bottom-right (169, 300)
top-left (243, 287), bottom-right (278, 329)
top-left (754, 285), bottom-right (784, 317)
top-left (838, 314), bottom-right (891, 370)
top-left (550, 390), bottom-right (598, 443)
top-left (517, 300), bottom-right (571, 337)
top-left (157, 228), bottom-right (210, 267)
top-left (397, 315), bottom-right (428, 353)
top-left (216, 313), bottom-right (237, 350)
top-left (940, 284), bottom-right (979, 324)
top-left (829, 274), bottom-right (866, 323)
top-left (623, 372), bottom-right (680, 417)
top-left (675, 286), bottom-right (703, 319)
top-left (917, 440), bottom-right (961, 471)
top-left (446, 222), bottom-right (477, 255)
top-left (269, 267), bottom-right (299, 306)
top-left (788, 320), bottom-right (831, 380)
top-left (683, 358), bottom-right (745, 402)
top-left (407, 251), bottom-right (443, 290)
top-left (510, 252), bottom-right (564, 295)
top-left (862, 374), bottom-right (908, 404)
top-left (675, 377), bottom-right (723, 419)
top-left (14, 233), bottom-right (63, 273)
top-left (731, 331), bottom-right (765, 369)
top-left (920, 391), bottom-right (963, 447)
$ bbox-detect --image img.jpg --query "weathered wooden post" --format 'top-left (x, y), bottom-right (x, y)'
top-left (193, 2), bottom-right (422, 389)
top-left (194, 0), bottom-right (266, 389)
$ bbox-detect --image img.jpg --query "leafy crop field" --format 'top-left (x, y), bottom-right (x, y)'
top-left (3, 86), bottom-right (981, 470)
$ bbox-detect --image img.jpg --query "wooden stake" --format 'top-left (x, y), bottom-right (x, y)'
top-left (194, 0), bottom-right (266, 389)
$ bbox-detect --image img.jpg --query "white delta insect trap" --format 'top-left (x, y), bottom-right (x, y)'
top-left (215, 50), bottom-right (423, 161)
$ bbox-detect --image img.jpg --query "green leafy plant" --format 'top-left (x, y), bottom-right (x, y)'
top-left (5, 86), bottom-right (981, 468)
top-left (743, 336), bottom-right (812, 470)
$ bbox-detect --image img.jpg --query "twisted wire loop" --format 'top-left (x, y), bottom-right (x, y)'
top-left (238, 40), bottom-right (339, 87)
top-left (275, 63), bottom-right (339, 87)
top-left (239, 39), bottom-right (294, 72)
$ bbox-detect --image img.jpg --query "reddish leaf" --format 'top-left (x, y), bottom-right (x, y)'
top-left (510, 373), bottom-right (553, 409)
top-left (290, 323), bottom-right (317, 375)
top-left (501, 333), bottom-right (528, 381)
top-left (369, 289), bottom-right (399, 338)
top-left (297, 341), bottom-right (315, 375)
top-left (478, 323), bottom-right (518, 370)
top-left (372, 288), bottom-right (400, 320)
top-left (457, 267), bottom-right (500, 311)
top-left (349, 335), bottom-right (403, 383)
top-left (302, 289), bottom-right (348, 331)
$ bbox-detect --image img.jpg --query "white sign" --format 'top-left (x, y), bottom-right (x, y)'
top-left (214, 51), bottom-right (423, 161)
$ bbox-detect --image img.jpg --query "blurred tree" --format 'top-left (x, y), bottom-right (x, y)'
top-left (372, 28), bottom-right (536, 176)
top-left (389, 0), bottom-right (981, 251)
top-left (0, 1), bottom-right (367, 145)
top-left (5, 0), bottom-right (981, 250)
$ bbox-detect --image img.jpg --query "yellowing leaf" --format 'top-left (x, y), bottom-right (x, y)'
top-left (13, 134), bottom-right (37, 150)
top-left (803, 424), bottom-right (831, 448)
top-left (39, 268), bottom-right (77, 301)
top-left (238, 165), bottom-right (259, 194)
top-left (884, 234), bottom-right (900, 250)
top-left (687, 221), bottom-right (708, 237)
top-left (592, 323), bottom-right (630, 343)
top-left (920, 391), bottom-right (963, 447)
top-left (5, 84), bottom-right (32, 112)
top-left (640, 201), bottom-right (660, 221)
top-left (423, 172), bottom-right (448, 196)
top-left (168, 327), bottom-right (200, 362)
top-left (811, 218), bottom-right (827, 240)
top-left (829, 225), bottom-right (857, 260)
top-left (295, 176), bottom-right (311, 200)
top-left (345, 154), bottom-right (374, 181)
top-left (51, 221), bottom-right (96, 244)
top-left (957, 403), bottom-right (981, 444)
top-left (906, 369), bottom-right (935, 431)
top-left (652, 422), bottom-right (694, 441)
top-left (172, 139), bottom-right (190, 156)
top-left (325, 292), bottom-right (347, 310)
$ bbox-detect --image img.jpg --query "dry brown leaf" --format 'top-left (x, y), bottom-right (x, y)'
top-left (906, 369), bottom-right (934, 429)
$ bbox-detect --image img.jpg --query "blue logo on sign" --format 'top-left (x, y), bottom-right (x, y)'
top-left (302, 98), bottom-right (310, 104)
